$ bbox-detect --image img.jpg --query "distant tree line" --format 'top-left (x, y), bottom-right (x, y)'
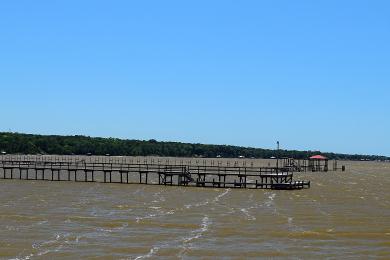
top-left (0, 132), bottom-right (388, 161)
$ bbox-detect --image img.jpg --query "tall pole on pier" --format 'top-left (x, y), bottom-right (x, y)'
top-left (276, 141), bottom-right (280, 170)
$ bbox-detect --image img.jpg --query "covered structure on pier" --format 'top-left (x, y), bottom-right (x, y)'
top-left (308, 155), bottom-right (328, 172)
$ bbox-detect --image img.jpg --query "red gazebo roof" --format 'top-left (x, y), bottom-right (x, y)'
top-left (309, 155), bottom-right (328, 160)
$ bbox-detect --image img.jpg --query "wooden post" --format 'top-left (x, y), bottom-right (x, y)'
top-left (244, 168), bottom-right (247, 188)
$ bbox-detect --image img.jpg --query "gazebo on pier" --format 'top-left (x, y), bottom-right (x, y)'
top-left (308, 155), bottom-right (328, 172)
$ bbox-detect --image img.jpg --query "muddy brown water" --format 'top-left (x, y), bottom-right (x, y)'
top-left (0, 157), bottom-right (389, 259)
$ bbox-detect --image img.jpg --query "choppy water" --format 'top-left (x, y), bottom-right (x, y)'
top-left (0, 161), bottom-right (389, 259)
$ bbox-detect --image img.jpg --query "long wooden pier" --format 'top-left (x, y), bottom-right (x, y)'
top-left (0, 158), bottom-right (310, 190)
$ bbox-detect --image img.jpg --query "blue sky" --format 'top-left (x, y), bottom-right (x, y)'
top-left (0, 1), bottom-right (389, 156)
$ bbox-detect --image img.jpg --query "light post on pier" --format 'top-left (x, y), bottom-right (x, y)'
top-left (276, 141), bottom-right (280, 171)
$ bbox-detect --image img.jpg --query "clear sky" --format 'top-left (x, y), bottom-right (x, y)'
top-left (0, 1), bottom-right (389, 156)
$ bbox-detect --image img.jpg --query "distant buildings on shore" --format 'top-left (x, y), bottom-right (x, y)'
top-left (1, 150), bottom-right (389, 162)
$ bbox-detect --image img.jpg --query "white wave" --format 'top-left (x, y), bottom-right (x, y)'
top-left (265, 192), bottom-right (276, 207)
top-left (36, 220), bottom-right (48, 225)
top-left (185, 200), bottom-right (209, 209)
top-left (136, 215), bottom-right (152, 223)
top-left (134, 215), bottom-right (212, 259)
top-left (152, 191), bottom-right (166, 202)
top-left (213, 189), bottom-right (230, 202)
top-left (97, 222), bottom-right (129, 233)
top-left (26, 233), bottom-right (68, 259)
top-left (5, 225), bottom-right (19, 231)
top-left (135, 206), bottom-right (175, 223)
top-left (240, 208), bottom-right (256, 221)
top-left (134, 246), bottom-right (160, 259)
top-left (185, 189), bottom-right (230, 209)
top-left (178, 216), bottom-right (212, 257)
top-left (9, 254), bottom-right (34, 260)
